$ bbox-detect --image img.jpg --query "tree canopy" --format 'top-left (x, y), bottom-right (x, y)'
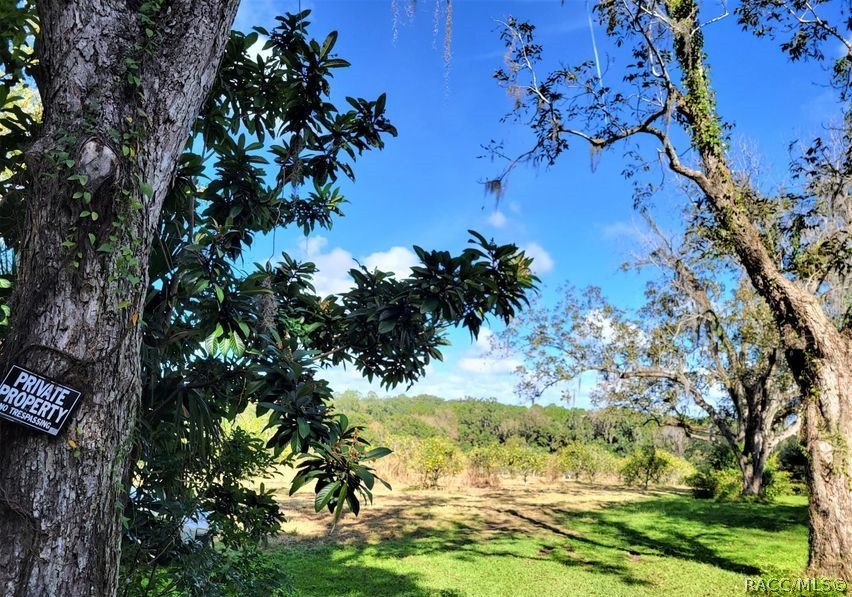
top-left (0, 3), bottom-right (537, 593)
top-left (485, 0), bottom-right (850, 577)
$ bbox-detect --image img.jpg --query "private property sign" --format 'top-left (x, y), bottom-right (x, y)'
top-left (0, 365), bottom-right (82, 436)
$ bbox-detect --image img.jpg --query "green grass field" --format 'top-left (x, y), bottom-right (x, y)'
top-left (267, 482), bottom-right (838, 597)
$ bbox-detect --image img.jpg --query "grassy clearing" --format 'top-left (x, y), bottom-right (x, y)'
top-left (267, 481), bottom-right (829, 597)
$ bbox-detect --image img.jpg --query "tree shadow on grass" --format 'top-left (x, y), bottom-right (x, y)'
top-left (545, 497), bottom-right (807, 576)
top-left (287, 545), bottom-right (464, 597)
top-left (605, 497), bottom-right (807, 532)
top-left (489, 503), bottom-right (763, 580)
top-left (282, 495), bottom-right (808, 595)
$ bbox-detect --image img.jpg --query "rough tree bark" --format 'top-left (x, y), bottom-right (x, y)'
top-left (735, 378), bottom-right (800, 497)
top-left (664, 0), bottom-right (852, 578)
top-left (499, 0), bottom-right (850, 577)
top-left (0, 1), bottom-right (239, 595)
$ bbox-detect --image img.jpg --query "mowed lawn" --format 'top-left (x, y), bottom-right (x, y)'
top-left (266, 481), bottom-right (831, 597)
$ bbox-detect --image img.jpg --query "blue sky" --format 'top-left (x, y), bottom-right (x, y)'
top-left (233, 0), bottom-right (844, 406)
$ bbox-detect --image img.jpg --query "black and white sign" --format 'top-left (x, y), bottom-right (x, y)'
top-left (0, 365), bottom-right (82, 436)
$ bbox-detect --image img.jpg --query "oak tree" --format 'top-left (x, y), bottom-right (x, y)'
top-left (503, 230), bottom-right (801, 497)
top-left (489, 0), bottom-right (851, 576)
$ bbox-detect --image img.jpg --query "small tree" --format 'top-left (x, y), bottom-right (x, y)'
top-left (416, 437), bottom-right (462, 489)
top-left (465, 443), bottom-right (503, 488)
top-left (556, 441), bottom-right (619, 482)
top-left (583, 444), bottom-right (621, 482)
top-left (556, 441), bottom-right (588, 481)
top-left (500, 437), bottom-right (547, 483)
top-left (621, 445), bottom-right (672, 490)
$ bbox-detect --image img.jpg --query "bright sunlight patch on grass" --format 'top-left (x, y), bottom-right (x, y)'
top-left (267, 483), bottom-right (827, 597)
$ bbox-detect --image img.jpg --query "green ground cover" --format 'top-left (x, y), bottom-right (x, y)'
top-left (276, 489), bottom-right (834, 597)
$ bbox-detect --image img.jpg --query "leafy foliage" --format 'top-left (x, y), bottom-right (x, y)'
top-left (415, 436), bottom-right (463, 488)
top-left (121, 545), bottom-right (293, 597)
top-left (0, 6), bottom-right (538, 593)
top-left (465, 443), bottom-right (504, 487)
top-left (499, 436), bottom-right (547, 482)
top-left (129, 8), bottom-right (534, 565)
top-left (736, 0), bottom-right (851, 99)
top-left (0, 0), bottom-right (37, 193)
top-left (289, 414), bottom-right (391, 526)
top-left (620, 445), bottom-right (673, 490)
top-left (686, 450), bottom-right (807, 503)
top-left (556, 441), bottom-right (620, 482)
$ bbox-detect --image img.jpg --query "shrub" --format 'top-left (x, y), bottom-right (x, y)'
top-left (554, 441), bottom-right (620, 482)
top-left (685, 469), bottom-right (718, 499)
top-left (499, 437), bottom-right (547, 482)
top-left (774, 438), bottom-right (808, 483)
top-left (583, 444), bottom-right (621, 481)
top-left (686, 467), bottom-right (746, 501)
top-left (544, 453), bottom-right (564, 483)
top-left (125, 425), bottom-right (284, 569)
top-left (620, 445), bottom-right (673, 489)
top-left (711, 468), bottom-right (744, 501)
top-left (659, 452), bottom-right (696, 485)
top-left (555, 441), bottom-right (588, 480)
top-left (466, 444), bottom-right (503, 487)
top-left (122, 546), bottom-right (293, 597)
top-left (763, 460), bottom-right (808, 499)
top-left (762, 468), bottom-right (794, 501)
top-left (687, 462), bottom-right (807, 502)
top-left (415, 437), bottom-right (462, 489)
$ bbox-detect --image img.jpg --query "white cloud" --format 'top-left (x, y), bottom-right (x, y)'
top-left (310, 247), bottom-right (355, 296)
top-left (298, 236), bottom-right (354, 296)
top-left (522, 242), bottom-right (555, 274)
top-left (297, 238), bottom-right (419, 296)
top-left (583, 308), bottom-right (648, 350)
top-left (584, 308), bottom-right (618, 343)
top-left (487, 210), bottom-right (508, 228)
top-left (458, 328), bottom-right (521, 377)
top-left (473, 327), bottom-right (496, 352)
top-left (601, 220), bottom-right (648, 246)
top-left (303, 235), bottom-right (329, 257)
top-left (363, 246), bottom-right (418, 278)
top-left (415, 371), bottom-right (519, 400)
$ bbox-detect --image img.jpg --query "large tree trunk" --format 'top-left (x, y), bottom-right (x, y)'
top-left (800, 343), bottom-right (852, 579)
top-left (698, 111), bottom-right (852, 583)
top-left (665, 0), bottom-right (852, 578)
top-left (0, 2), bottom-right (238, 595)
top-left (739, 454), bottom-right (765, 497)
top-left (738, 396), bottom-right (772, 498)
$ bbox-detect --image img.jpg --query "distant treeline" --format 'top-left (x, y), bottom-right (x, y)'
top-left (333, 390), bottom-right (708, 458)
top-left (331, 391), bottom-right (806, 499)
